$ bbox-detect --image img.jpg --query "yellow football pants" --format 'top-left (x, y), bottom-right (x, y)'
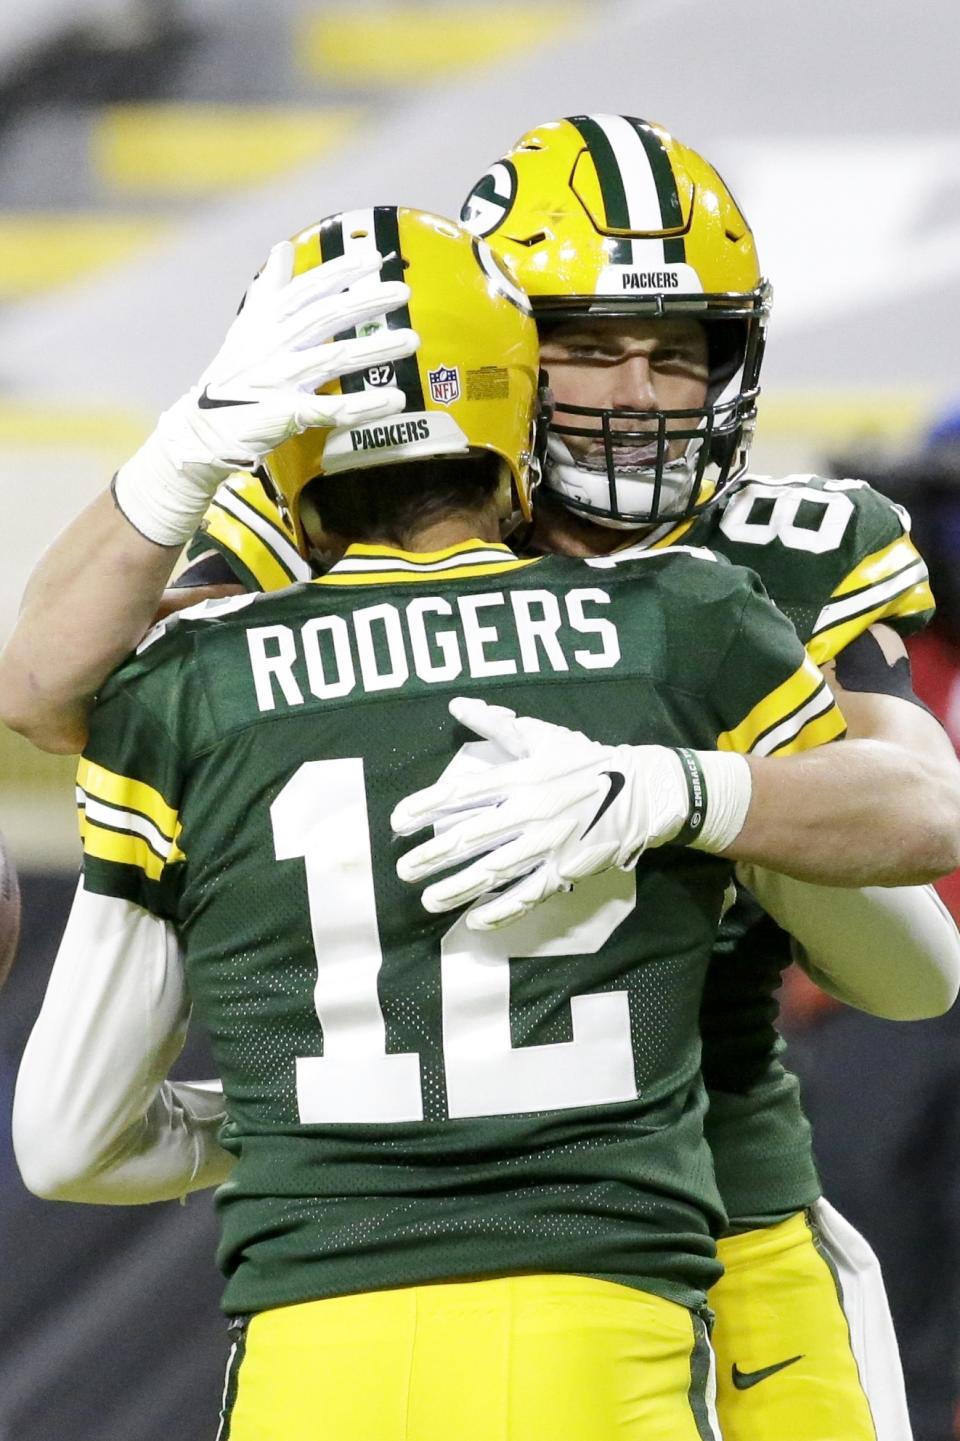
top-left (220, 1273), bottom-right (720, 1441)
top-left (711, 1209), bottom-right (882, 1440)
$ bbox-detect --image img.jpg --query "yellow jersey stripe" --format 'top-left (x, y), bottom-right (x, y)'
top-left (213, 477), bottom-right (307, 568)
top-left (202, 505), bottom-right (296, 593)
top-left (341, 539), bottom-right (517, 563)
top-left (77, 758), bottom-right (179, 842)
top-left (765, 697), bottom-right (847, 756)
top-left (315, 557), bottom-right (542, 586)
top-left (78, 811), bottom-right (167, 881)
top-left (808, 576), bottom-right (935, 665)
top-left (827, 534), bottom-right (923, 599)
top-left (716, 659), bottom-right (834, 755)
top-left (225, 474), bottom-right (289, 526)
top-left (648, 517), bottom-right (697, 550)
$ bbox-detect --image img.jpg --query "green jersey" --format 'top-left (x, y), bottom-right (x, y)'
top-left (184, 471), bottom-right (935, 1230)
top-left (78, 538), bottom-right (842, 1315)
top-left (634, 473), bottom-right (934, 1225)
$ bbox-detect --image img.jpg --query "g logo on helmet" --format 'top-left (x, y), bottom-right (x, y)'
top-left (460, 161), bottom-right (517, 238)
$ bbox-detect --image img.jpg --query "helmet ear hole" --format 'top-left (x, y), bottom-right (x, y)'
top-left (706, 320), bottom-right (748, 398)
top-left (709, 431), bottom-right (738, 470)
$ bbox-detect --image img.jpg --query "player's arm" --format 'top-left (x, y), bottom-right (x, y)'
top-left (393, 695), bottom-right (960, 922)
top-left (157, 546), bottom-right (247, 619)
top-left (0, 241), bottom-right (415, 755)
top-left (730, 622), bottom-right (960, 879)
top-left (738, 863), bottom-right (960, 1019)
top-left (727, 736), bottom-right (960, 884)
top-left (731, 624), bottom-right (960, 1018)
top-left (391, 581), bottom-right (960, 927)
top-left (12, 880), bottom-right (234, 1203)
top-left (0, 491), bottom-right (184, 754)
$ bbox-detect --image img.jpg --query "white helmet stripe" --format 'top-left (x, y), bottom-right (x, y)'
top-left (590, 113), bottom-right (664, 236)
top-left (337, 206), bottom-right (381, 313)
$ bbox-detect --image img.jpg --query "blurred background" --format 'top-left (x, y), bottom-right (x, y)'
top-left (0, 1), bottom-right (958, 1437)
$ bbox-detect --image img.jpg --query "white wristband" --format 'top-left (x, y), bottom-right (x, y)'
top-left (673, 749), bottom-right (752, 853)
top-left (112, 401), bottom-right (233, 548)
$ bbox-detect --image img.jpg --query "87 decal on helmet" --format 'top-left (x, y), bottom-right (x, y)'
top-left (462, 114), bottom-right (772, 527)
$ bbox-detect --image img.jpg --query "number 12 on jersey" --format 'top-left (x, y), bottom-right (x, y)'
top-left (271, 756), bottom-right (639, 1125)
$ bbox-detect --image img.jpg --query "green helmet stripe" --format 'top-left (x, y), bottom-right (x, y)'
top-left (317, 214), bottom-right (345, 263)
top-left (687, 1311), bottom-right (719, 1441)
top-left (626, 117), bottom-right (687, 264)
top-left (373, 206), bottom-right (426, 412)
top-left (318, 214), bottom-right (367, 396)
top-left (568, 115), bottom-right (633, 264)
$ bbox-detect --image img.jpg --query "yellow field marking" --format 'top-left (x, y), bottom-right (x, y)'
top-left (0, 214), bottom-right (166, 297)
top-left (93, 104), bottom-right (361, 193)
top-left (0, 405), bottom-right (151, 453)
top-left (297, 5), bottom-right (583, 81)
top-left (756, 389), bottom-right (937, 444)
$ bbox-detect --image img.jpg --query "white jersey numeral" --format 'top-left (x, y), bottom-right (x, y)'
top-left (272, 753), bottom-right (638, 1124)
top-left (272, 759), bottom-right (423, 1123)
top-left (720, 482), bottom-right (855, 554)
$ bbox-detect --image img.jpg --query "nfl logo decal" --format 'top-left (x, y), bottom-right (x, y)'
top-left (428, 364), bottom-right (460, 405)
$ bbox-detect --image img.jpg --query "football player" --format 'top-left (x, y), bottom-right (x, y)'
top-left (12, 209), bottom-right (958, 1441)
top-left (7, 206), bottom-right (817, 1440)
top-left (443, 113), bottom-right (960, 1441)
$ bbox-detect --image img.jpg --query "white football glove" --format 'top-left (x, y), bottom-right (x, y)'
top-left (391, 696), bottom-right (752, 930)
top-left (113, 240), bottom-right (418, 546)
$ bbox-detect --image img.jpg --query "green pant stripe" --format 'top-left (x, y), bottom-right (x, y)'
top-left (688, 1310), bottom-right (718, 1441)
top-left (806, 1208), bottom-right (879, 1441)
top-left (216, 1322), bottom-right (248, 1441)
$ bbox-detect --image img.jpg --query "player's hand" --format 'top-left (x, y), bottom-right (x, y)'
top-left (390, 696), bottom-right (691, 930)
top-left (113, 240), bottom-right (418, 546)
top-left (186, 240), bottom-right (415, 463)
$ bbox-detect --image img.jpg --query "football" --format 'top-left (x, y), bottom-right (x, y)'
top-left (0, 827), bottom-right (21, 990)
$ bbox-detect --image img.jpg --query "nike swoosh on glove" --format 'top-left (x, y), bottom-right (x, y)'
top-left (113, 239), bottom-right (418, 546)
top-left (390, 696), bottom-right (693, 931)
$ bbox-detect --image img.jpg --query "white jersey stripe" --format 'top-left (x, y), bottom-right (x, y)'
top-left (215, 486), bottom-right (310, 580)
top-left (329, 547), bottom-right (515, 575)
top-left (79, 793), bottom-right (176, 861)
top-left (812, 558), bottom-right (928, 635)
top-left (751, 682), bottom-right (837, 757)
top-left (584, 543), bottom-right (717, 568)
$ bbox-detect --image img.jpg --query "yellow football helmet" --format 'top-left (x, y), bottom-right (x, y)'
top-left (460, 115), bottom-right (772, 526)
top-left (262, 206), bottom-right (542, 554)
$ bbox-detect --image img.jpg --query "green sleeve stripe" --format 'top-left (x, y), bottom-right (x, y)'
top-left (83, 853), bottom-right (182, 919)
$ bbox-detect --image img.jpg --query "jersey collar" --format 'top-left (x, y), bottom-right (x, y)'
top-left (605, 479), bottom-right (718, 553)
top-left (316, 538), bottom-right (541, 586)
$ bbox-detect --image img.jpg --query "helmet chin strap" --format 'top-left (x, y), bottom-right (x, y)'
top-left (543, 431), bottom-right (703, 527)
